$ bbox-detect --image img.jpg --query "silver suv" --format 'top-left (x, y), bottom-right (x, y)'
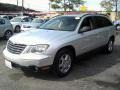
top-left (0, 18), bottom-right (13, 39)
top-left (3, 14), bottom-right (116, 77)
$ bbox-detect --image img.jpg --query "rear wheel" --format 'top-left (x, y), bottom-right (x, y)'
top-left (105, 38), bottom-right (114, 53)
top-left (4, 30), bottom-right (13, 40)
top-left (52, 49), bottom-right (74, 77)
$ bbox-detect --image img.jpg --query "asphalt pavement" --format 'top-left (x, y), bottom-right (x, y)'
top-left (0, 32), bottom-right (120, 90)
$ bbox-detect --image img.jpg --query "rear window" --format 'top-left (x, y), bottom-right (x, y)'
top-left (93, 16), bottom-right (113, 29)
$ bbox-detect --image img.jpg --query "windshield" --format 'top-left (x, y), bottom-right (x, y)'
top-left (32, 18), bottom-right (43, 23)
top-left (40, 16), bottom-right (80, 31)
top-left (11, 17), bottom-right (22, 22)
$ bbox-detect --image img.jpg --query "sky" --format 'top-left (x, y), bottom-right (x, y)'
top-left (0, 0), bottom-right (103, 11)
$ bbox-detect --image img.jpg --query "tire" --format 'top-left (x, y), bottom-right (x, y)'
top-left (52, 49), bottom-right (74, 77)
top-left (104, 38), bottom-right (114, 54)
top-left (15, 26), bottom-right (20, 33)
top-left (4, 30), bottom-right (13, 40)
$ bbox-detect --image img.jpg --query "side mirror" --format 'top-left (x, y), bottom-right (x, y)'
top-left (79, 26), bottom-right (91, 33)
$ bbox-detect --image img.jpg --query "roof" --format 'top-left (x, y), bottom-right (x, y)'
top-left (63, 13), bottom-right (89, 17)
top-left (62, 13), bottom-right (108, 18)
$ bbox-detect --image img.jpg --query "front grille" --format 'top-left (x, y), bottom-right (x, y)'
top-left (7, 40), bottom-right (26, 54)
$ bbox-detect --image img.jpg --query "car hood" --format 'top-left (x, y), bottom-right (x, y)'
top-left (10, 22), bottom-right (20, 25)
top-left (9, 29), bottom-right (74, 45)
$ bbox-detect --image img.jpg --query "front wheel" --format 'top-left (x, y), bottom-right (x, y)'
top-left (52, 49), bottom-right (74, 77)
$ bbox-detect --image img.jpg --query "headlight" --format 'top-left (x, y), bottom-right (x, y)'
top-left (27, 44), bottom-right (49, 54)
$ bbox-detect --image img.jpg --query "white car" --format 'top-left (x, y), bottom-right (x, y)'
top-left (21, 18), bottom-right (44, 31)
top-left (3, 14), bottom-right (116, 77)
top-left (0, 18), bottom-right (13, 39)
top-left (0, 15), bottom-right (16, 20)
top-left (10, 16), bottom-right (32, 32)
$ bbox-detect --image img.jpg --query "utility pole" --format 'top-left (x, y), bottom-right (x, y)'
top-left (17, 0), bottom-right (18, 6)
top-left (21, 0), bottom-right (24, 15)
top-left (49, 0), bottom-right (51, 17)
top-left (63, 0), bottom-right (66, 11)
top-left (115, 0), bottom-right (118, 20)
top-left (49, 0), bottom-right (51, 12)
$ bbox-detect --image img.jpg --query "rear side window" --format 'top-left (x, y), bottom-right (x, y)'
top-left (93, 16), bottom-right (113, 29)
top-left (0, 19), bottom-right (5, 24)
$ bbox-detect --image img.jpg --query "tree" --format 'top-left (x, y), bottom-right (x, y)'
top-left (100, 0), bottom-right (113, 12)
top-left (50, 0), bottom-right (85, 11)
top-left (100, 0), bottom-right (120, 19)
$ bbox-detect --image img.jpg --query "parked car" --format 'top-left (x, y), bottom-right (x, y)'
top-left (3, 14), bottom-right (116, 77)
top-left (21, 18), bottom-right (44, 31)
top-left (10, 16), bottom-right (32, 32)
top-left (0, 18), bottom-right (13, 39)
top-left (0, 15), bottom-right (16, 20)
top-left (114, 19), bottom-right (120, 30)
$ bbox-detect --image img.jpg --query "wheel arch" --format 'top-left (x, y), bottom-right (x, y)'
top-left (55, 45), bottom-right (76, 60)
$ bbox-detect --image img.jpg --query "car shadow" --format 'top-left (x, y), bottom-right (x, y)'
top-left (0, 38), bottom-right (7, 49)
top-left (0, 38), bottom-right (7, 44)
top-left (22, 45), bottom-right (120, 81)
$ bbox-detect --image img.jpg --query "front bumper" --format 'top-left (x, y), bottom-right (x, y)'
top-left (3, 48), bottom-right (54, 67)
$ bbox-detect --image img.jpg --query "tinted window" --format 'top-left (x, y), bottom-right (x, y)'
top-left (80, 17), bottom-right (93, 32)
top-left (0, 19), bottom-right (5, 24)
top-left (3, 16), bottom-right (8, 19)
top-left (8, 16), bottom-right (13, 20)
top-left (93, 16), bottom-right (113, 29)
top-left (22, 18), bottom-right (29, 22)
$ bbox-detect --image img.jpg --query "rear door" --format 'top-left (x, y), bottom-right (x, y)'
top-left (92, 16), bottom-right (113, 47)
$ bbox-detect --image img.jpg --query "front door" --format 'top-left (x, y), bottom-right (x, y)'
top-left (75, 16), bottom-right (96, 55)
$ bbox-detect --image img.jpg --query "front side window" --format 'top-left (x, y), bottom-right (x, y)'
top-left (8, 16), bottom-right (13, 20)
top-left (79, 17), bottom-right (93, 32)
top-left (40, 16), bottom-right (80, 31)
top-left (22, 18), bottom-right (29, 22)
